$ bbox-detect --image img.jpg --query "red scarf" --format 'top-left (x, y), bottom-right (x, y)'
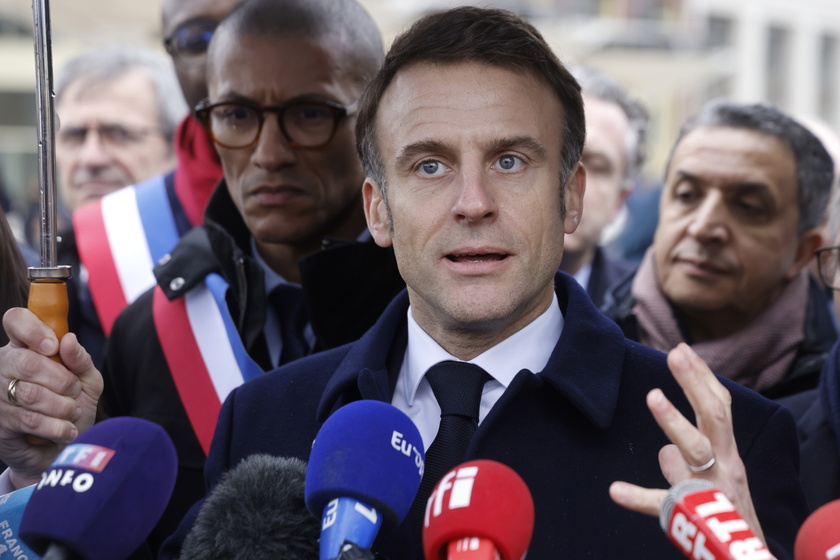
top-left (173, 116), bottom-right (223, 226)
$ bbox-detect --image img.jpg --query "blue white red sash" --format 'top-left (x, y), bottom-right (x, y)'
top-left (153, 273), bottom-right (263, 455)
top-left (74, 174), bottom-right (179, 335)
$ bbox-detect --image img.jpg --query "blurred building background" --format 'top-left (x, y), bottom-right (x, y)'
top-left (1, 0), bottom-right (839, 226)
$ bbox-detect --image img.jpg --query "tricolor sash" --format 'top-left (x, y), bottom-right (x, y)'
top-left (74, 174), bottom-right (180, 335)
top-left (153, 272), bottom-right (263, 455)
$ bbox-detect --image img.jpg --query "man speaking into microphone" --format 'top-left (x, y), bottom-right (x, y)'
top-left (0, 5), bottom-right (807, 560)
top-left (163, 6), bottom-right (806, 559)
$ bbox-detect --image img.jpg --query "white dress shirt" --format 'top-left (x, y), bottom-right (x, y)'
top-left (391, 293), bottom-right (563, 449)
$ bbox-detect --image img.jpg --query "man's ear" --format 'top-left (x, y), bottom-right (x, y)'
top-left (563, 162), bottom-right (586, 234)
top-left (363, 178), bottom-right (393, 248)
top-left (786, 227), bottom-right (824, 281)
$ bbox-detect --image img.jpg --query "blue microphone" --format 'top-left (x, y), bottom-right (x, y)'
top-left (20, 417), bottom-right (177, 560)
top-left (0, 485), bottom-right (39, 560)
top-left (305, 400), bottom-right (425, 560)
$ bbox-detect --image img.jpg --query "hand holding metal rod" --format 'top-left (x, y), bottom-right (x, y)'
top-left (28, 0), bottom-right (72, 444)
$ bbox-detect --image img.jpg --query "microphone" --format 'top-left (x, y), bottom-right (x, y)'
top-left (422, 459), bottom-right (534, 560)
top-left (659, 479), bottom-right (774, 560)
top-left (0, 485), bottom-right (40, 560)
top-left (305, 400), bottom-right (425, 560)
top-left (180, 454), bottom-right (320, 560)
top-left (794, 499), bottom-right (840, 560)
top-left (19, 416), bottom-right (177, 560)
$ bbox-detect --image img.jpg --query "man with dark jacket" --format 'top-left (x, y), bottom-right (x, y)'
top-left (780, 181), bottom-right (840, 512)
top-left (602, 101), bottom-right (836, 400)
top-left (99, 0), bottom-right (402, 550)
top-left (559, 67), bottom-right (644, 308)
top-left (0, 6), bottom-right (808, 559)
top-left (161, 8), bottom-right (806, 559)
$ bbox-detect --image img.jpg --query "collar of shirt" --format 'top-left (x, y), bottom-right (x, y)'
top-left (392, 293), bottom-right (564, 449)
top-left (251, 237), bottom-right (296, 293)
top-left (573, 261), bottom-right (592, 292)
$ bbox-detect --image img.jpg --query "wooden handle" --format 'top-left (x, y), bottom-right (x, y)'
top-left (26, 278), bottom-right (69, 444)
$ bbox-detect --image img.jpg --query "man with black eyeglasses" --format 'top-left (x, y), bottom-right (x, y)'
top-left (51, 0), bottom-right (396, 553)
top-left (0, 0), bottom-right (399, 554)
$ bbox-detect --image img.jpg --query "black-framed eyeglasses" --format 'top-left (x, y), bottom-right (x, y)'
top-left (164, 17), bottom-right (217, 66)
top-left (816, 246), bottom-right (840, 290)
top-left (194, 98), bottom-right (356, 150)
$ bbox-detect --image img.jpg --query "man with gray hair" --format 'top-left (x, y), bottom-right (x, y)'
top-left (604, 100), bottom-right (837, 400)
top-left (55, 46), bottom-right (186, 211)
top-left (52, 46), bottom-right (187, 368)
top-left (560, 66), bottom-right (647, 307)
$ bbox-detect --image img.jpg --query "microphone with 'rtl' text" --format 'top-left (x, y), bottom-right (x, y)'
top-left (660, 479), bottom-right (775, 560)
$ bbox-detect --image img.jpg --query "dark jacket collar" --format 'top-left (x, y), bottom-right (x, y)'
top-left (316, 272), bottom-right (627, 430)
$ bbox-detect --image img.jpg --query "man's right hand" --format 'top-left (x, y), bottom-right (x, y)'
top-left (0, 307), bottom-right (103, 489)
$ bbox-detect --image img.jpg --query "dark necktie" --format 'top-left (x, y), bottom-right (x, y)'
top-left (269, 285), bottom-right (309, 365)
top-left (406, 360), bottom-right (491, 552)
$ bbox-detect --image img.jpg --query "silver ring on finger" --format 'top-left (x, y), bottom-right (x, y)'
top-left (6, 378), bottom-right (20, 405)
top-left (686, 455), bottom-right (716, 472)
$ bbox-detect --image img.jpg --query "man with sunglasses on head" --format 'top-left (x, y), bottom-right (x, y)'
top-left (62, 0), bottom-right (241, 370)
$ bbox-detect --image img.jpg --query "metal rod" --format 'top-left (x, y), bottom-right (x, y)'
top-left (31, 0), bottom-right (59, 271)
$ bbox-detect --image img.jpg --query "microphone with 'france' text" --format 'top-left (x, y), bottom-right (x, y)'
top-left (422, 459), bottom-right (534, 560)
top-left (180, 454), bottom-right (320, 560)
top-left (0, 485), bottom-right (39, 560)
top-left (794, 499), bottom-right (840, 560)
top-left (660, 479), bottom-right (775, 560)
top-left (19, 416), bottom-right (177, 560)
top-left (305, 400), bottom-right (425, 560)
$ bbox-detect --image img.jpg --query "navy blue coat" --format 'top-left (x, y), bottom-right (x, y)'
top-left (166, 273), bottom-right (806, 560)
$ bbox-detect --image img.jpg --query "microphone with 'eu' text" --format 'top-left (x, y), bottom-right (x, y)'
top-left (305, 400), bottom-right (425, 560)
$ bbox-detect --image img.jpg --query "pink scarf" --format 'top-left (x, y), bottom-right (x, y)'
top-left (631, 249), bottom-right (808, 392)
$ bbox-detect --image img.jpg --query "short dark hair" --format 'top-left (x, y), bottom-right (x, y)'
top-left (208, 0), bottom-right (383, 90)
top-left (355, 6), bottom-right (585, 196)
top-left (666, 100), bottom-right (834, 235)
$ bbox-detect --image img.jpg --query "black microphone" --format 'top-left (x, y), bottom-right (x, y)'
top-left (180, 454), bottom-right (320, 560)
top-left (19, 416), bottom-right (177, 560)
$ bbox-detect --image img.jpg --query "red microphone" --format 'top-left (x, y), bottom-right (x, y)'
top-left (794, 499), bottom-right (840, 560)
top-left (659, 479), bottom-right (775, 560)
top-left (422, 459), bottom-right (534, 560)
